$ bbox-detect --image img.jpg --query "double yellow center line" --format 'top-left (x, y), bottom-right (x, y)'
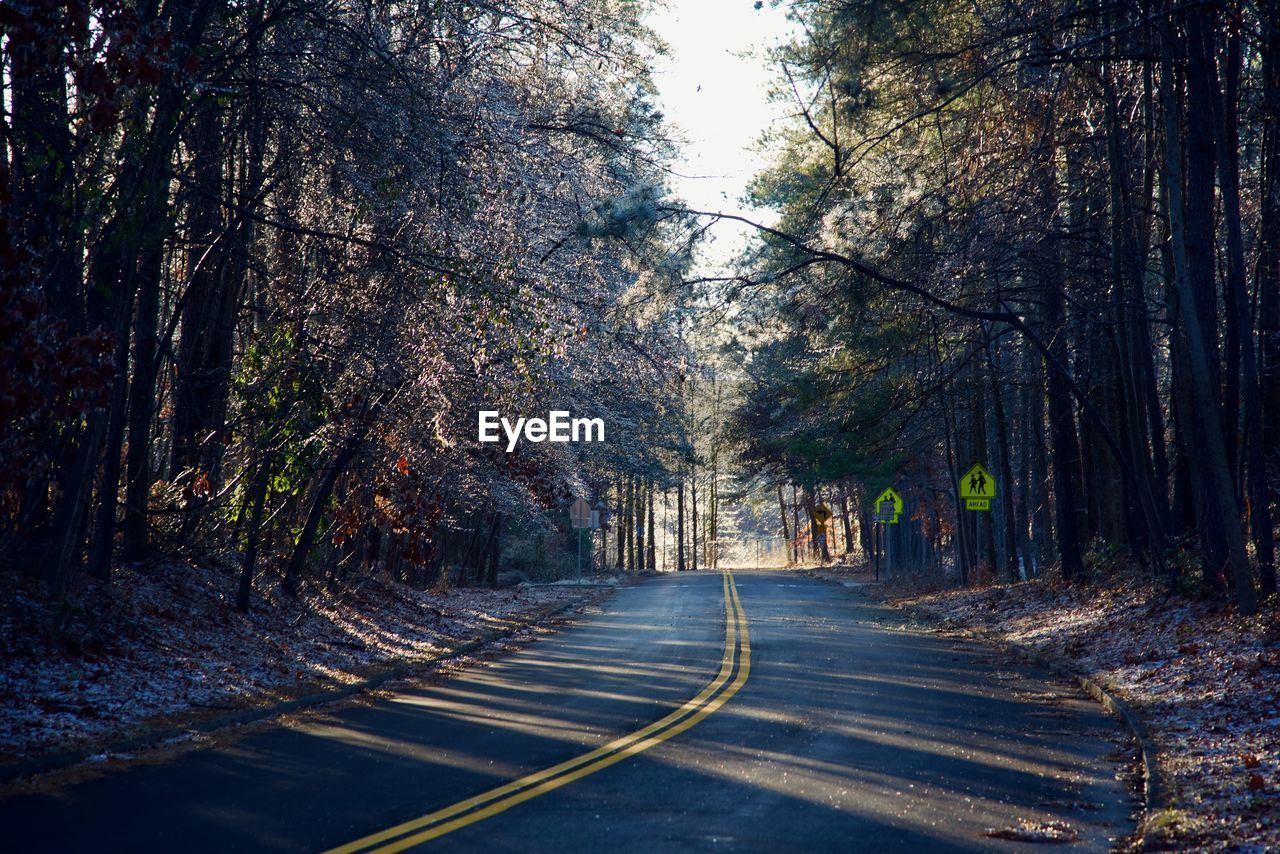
top-left (328, 570), bottom-right (751, 853)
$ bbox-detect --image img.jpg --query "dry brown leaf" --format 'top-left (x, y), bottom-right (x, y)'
top-left (984, 820), bottom-right (1078, 844)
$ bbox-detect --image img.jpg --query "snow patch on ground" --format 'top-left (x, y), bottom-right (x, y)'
top-left (891, 575), bottom-right (1280, 851)
top-left (0, 563), bottom-right (598, 762)
top-left (536, 575), bottom-right (621, 587)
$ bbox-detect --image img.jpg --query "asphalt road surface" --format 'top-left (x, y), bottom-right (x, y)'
top-left (2, 570), bottom-right (1135, 851)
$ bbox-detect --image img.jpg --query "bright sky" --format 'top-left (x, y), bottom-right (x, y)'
top-left (645, 0), bottom-right (796, 273)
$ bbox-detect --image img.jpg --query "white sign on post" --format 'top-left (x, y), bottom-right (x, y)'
top-left (569, 496), bottom-right (595, 578)
top-left (570, 497), bottom-right (594, 529)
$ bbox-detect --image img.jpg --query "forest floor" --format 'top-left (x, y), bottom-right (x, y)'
top-left (0, 561), bottom-right (608, 769)
top-left (834, 565), bottom-right (1280, 851)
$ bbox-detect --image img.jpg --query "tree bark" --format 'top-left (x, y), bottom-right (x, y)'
top-left (1159, 21), bottom-right (1258, 613)
top-left (1036, 116), bottom-right (1086, 581)
top-left (839, 485), bottom-right (853, 557)
top-left (676, 475), bottom-right (686, 571)
top-left (284, 439), bottom-right (360, 594)
top-left (626, 476), bottom-right (635, 572)
top-left (636, 479), bottom-right (646, 573)
top-left (1260, 0), bottom-right (1280, 477)
top-left (615, 479), bottom-right (625, 569)
top-left (690, 467), bottom-right (699, 572)
top-left (987, 337), bottom-right (1020, 582)
top-left (1208, 26), bottom-right (1276, 596)
top-left (121, 244), bottom-right (162, 562)
top-left (236, 455), bottom-right (272, 613)
top-left (646, 480), bottom-right (656, 571)
top-left (777, 483), bottom-right (791, 564)
top-left (791, 483), bottom-right (800, 564)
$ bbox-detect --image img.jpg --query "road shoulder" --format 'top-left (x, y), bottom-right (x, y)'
top-left (0, 572), bottom-right (616, 795)
top-left (801, 567), bottom-right (1153, 848)
top-left (809, 566), bottom-right (1280, 851)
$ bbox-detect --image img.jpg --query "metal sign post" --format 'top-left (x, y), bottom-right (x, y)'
top-left (569, 497), bottom-right (595, 578)
top-left (812, 503), bottom-right (832, 564)
top-left (874, 520), bottom-right (881, 582)
top-left (872, 487), bottom-right (903, 581)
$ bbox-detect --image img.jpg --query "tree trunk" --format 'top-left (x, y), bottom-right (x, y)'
top-left (85, 323), bottom-right (134, 582)
top-left (1159, 24), bottom-right (1258, 614)
top-left (676, 475), bottom-right (686, 571)
top-left (987, 338), bottom-right (1020, 582)
top-left (121, 243), bottom-right (163, 562)
top-left (942, 383), bottom-right (972, 586)
top-left (1027, 348), bottom-right (1053, 573)
top-left (839, 485), bottom-right (853, 557)
top-left (635, 479), bottom-right (645, 573)
top-left (777, 483), bottom-right (791, 564)
top-left (284, 440), bottom-right (361, 594)
top-left (615, 479), bottom-right (625, 569)
top-left (690, 468), bottom-right (699, 572)
top-left (1209, 27), bottom-right (1277, 596)
top-left (236, 455), bottom-right (272, 613)
top-left (646, 480), bottom-right (656, 571)
top-left (1260, 0), bottom-right (1280, 477)
top-left (1103, 58), bottom-right (1171, 560)
top-left (485, 514), bottom-right (503, 587)
top-left (791, 483), bottom-right (800, 564)
top-left (1036, 116), bottom-right (1086, 580)
top-left (626, 476), bottom-right (635, 573)
top-left (477, 513), bottom-right (501, 587)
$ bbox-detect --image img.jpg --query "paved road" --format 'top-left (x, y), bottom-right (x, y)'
top-left (2, 571), bottom-right (1135, 851)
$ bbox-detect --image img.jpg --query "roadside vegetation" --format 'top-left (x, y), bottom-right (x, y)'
top-left (2, 0), bottom-right (694, 611)
top-left (878, 572), bottom-right (1280, 850)
top-left (720, 0), bottom-right (1280, 614)
top-left (5, 0), bottom-right (1280, 842)
top-left (706, 3), bottom-right (1280, 846)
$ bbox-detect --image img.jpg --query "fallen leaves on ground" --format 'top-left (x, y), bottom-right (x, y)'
top-left (984, 819), bottom-right (1078, 844)
top-left (892, 574), bottom-right (1280, 851)
top-left (0, 563), bottom-right (597, 762)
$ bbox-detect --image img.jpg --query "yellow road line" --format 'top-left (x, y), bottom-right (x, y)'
top-left (328, 573), bottom-right (735, 853)
top-left (327, 571), bottom-right (750, 853)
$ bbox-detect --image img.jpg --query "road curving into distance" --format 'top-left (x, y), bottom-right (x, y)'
top-left (327, 571), bottom-right (751, 852)
top-left (1, 570), bottom-right (1134, 852)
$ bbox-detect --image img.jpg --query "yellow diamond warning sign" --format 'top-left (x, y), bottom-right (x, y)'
top-left (959, 463), bottom-right (994, 511)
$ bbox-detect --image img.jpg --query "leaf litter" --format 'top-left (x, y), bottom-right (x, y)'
top-left (892, 575), bottom-right (1280, 851)
top-left (0, 561), bottom-right (600, 764)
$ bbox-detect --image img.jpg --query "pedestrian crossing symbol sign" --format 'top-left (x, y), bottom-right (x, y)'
top-left (874, 487), bottom-right (903, 524)
top-left (960, 463), bottom-right (994, 511)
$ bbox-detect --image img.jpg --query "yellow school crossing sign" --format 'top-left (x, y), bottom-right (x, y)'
top-left (874, 487), bottom-right (903, 524)
top-left (960, 463), bottom-right (995, 510)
